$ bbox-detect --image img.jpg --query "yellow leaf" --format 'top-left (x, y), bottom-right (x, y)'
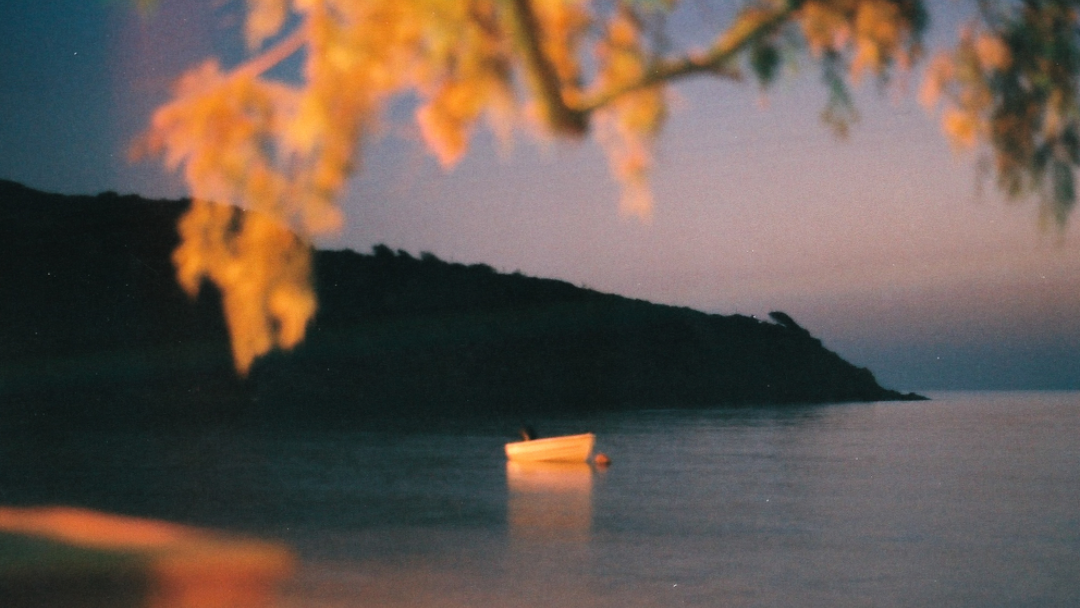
top-left (974, 32), bottom-right (1011, 72)
top-left (942, 107), bottom-right (980, 149)
top-left (246, 0), bottom-right (289, 49)
top-left (918, 53), bottom-right (954, 109)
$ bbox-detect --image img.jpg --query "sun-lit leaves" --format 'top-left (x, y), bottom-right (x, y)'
top-left (796, 0), bottom-right (926, 77)
top-left (139, 0), bottom-right (1076, 372)
top-left (531, 0), bottom-right (591, 91)
top-left (920, 1), bottom-right (1080, 225)
top-left (246, 0), bottom-right (290, 49)
top-left (593, 5), bottom-right (666, 219)
top-left (139, 0), bottom-right (934, 372)
top-left (974, 30), bottom-right (1012, 72)
top-left (173, 200), bottom-right (315, 373)
top-left (415, 2), bottom-right (515, 167)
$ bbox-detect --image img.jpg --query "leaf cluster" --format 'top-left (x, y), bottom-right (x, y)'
top-left (922, 0), bottom-right (1080, 225)
top-left (140, 0), bottom-right (1080, 372)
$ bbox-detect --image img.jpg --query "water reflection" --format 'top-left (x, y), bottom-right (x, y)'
top-left (506, 461), bottom-right (593, 541)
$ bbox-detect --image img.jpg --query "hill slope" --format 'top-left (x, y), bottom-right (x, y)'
top-left (0, 180), bottom-right (920, 431)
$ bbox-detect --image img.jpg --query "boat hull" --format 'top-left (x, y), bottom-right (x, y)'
top-left (505, 433), bottom-right (596, 463)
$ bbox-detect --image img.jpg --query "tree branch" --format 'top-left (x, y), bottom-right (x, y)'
top-left (504, 0), bottom-right (589, 135)
top-left (236, 21), bottom-right (309, 79)
top-left (574, 1), bottom-right (800, 114)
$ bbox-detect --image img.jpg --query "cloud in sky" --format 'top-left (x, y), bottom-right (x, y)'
top-left (1, 0), bottom-right (1077, 390)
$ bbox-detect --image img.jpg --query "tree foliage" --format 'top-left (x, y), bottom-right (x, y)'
top-left (133, 0), bottom-right (1080, 372)
top-left (922, 0), bottom-right (1080, 225)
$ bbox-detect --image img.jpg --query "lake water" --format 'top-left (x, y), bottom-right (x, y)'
top-left (3, 391), bottom-right (1079, 607)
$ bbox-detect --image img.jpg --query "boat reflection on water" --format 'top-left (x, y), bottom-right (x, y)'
top-left (506, 461), bottom-right (594, 542)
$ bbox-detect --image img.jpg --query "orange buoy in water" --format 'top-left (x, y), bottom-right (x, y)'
top-left (594, 453), bottom-right (611, 467)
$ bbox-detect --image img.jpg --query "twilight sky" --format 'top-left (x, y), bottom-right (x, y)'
top-left (2, 0), bottom-right (1078, 390)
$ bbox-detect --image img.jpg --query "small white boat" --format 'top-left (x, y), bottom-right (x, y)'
top-left (505, 433), bottom-right (596, 463)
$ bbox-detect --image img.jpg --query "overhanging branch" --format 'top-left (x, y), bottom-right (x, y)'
top-left (574, 2), bottom-right (800, 114)
top-left (236, 21), bottom-right (309, 79)
top-left (505, 0), bottom-right (589, 135)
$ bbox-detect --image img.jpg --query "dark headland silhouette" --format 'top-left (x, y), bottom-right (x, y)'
top-left (0, 179), bottom-right (923, 432)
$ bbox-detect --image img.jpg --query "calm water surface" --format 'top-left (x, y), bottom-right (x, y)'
top-left (3, 392), bottom-right (1079, 607)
